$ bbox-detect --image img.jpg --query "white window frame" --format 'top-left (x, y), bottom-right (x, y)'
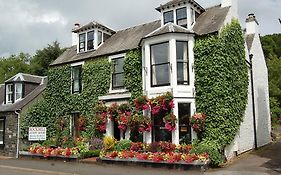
top-left (0, 119), bottom-right (4, 145)
top-left (71, 61), bottom-right (84, 94)
top-left (6, 84), bottom-right (13, 104)
top-left (14, 83), bottom-right (23, 102)
top-left (109, 53), bottom-right (127, 94)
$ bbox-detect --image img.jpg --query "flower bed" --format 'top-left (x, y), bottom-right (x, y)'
top-left (28, 145), bottom-right (79, 158)
top-left (99, 139), bottom-right (209, 166)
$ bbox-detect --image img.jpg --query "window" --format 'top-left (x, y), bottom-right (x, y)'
top-left (0, 119), bottom-right (4, 145)
top-left (15, 83), bottom-right (22, 101)
top-left (153, 115), bottom-right (172, 142)
top-left (87, 31), bottom-right (95, 50)
top-left (163, 10), bottom-right (174, 24)
top-left (72, 66), bottom-right (82, 94)
top-left (178, 103), bottom-right (191, 144)
top-left (176, 7), bottom-right (187, 28)
top-left (191, 9), bottom-right (199, 26)
top-left (79, 33), bottom-right (86, 52)
top-left (98, 31), bottom-right (102, 46)
top-left (112, 57), bottom-right (125, 90)
top-left (176, 41), bottom-right (189, 85)
top-left (6, 84), bottom-right (13, 104)
top-left (103, 33), bottom-right (111, 42)
top-left (151, 42), bottom-right (170, 87)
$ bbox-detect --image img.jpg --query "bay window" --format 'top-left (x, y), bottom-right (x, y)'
top-left (72, 66), bottom-right (82, 94)
top-left (176, 41), bottom-right (189, 85)
top-left (15, 83), bottom-right (23, 101)
top-left (163, 10), bottom-right (174, 24)
top-left (0, 118), bottom-right (4, 145)
top-left (87, 31), bottom-right (95, 50)
top-left (79, 33), bottom-right (86, 52)
top-left (176, 7), bottom-right (187, 28)
top-left (151, 42), bottom-right (170, 87)
top-left (112, 57), bottom-right (125, 90)
top-left (6, 84), bottom-right (13, 104)
top-left (98, 31), bottom-right (102, 46)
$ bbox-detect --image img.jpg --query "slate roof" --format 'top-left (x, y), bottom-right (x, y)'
top-left (0, 77), bottom-right (47, 112)
top-left (51, 4), bottom-right (231, 66)
top-left (5, 73), bottom-right (44, 84)
top-left (245, 34), bottom-right (255, 51)
top-left (72, 21), bottom-right (115, 34)
top-left (156, 0), bottom-right (205, 13)
top-left (193, 5), bottom-right (230, 35)
top-left (145, 23), bottom-right (194, 39)
top-left (51, 20), bottom-right (161, 66)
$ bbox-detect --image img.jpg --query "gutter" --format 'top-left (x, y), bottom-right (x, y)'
top-left (15, 109), bottom-right (21, 158)
top-left (249, 54), bottom-right (258, 150)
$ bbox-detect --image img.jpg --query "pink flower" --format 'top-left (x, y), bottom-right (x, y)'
top-left (169, 100), bottom-right (175, 109)
top-left (165, 123), bottom-right (175, 131)
top-left (142, 104), bottom-right (149, 110)
top-left (151, 106), bottom-right (160, 116)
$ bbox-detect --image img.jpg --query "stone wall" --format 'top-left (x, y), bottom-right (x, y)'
top-left (0, 112), bottom-right (18, 157)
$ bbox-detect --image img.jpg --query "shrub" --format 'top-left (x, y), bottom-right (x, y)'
top-left (191, 139), bottom-right (224, 166)
top-left (130, 142), bottom-right (143, 152)
top-left (103, 136), bottom-right (116, 151)
top-left (115, 139), bottom-right (132, 152)
top-left (79, 150), bottom-right (100, 158)
top-left (148, 142), bottom-right (161, 153)
top-left (89, 137), bottom-right (103, 150)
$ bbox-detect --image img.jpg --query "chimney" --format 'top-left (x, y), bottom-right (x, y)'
top-left (72, 23), bottom-right (80, 46)
top-left (221, 0), bottom-right (238, 19)
top-left (246, 14), bottom-right (259, 35)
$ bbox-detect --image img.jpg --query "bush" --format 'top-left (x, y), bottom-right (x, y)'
top-left (115, 139), bottom-right (132, 152)
top-left (80, 150), bottom-right (100, 158)
top-left (191, 139), bottom-right (224, 167)
top-left (103, 136), bottom-right (116, 151)
top-left (89, 137), bottom-right (103, 150)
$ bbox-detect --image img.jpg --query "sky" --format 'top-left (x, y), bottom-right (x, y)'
top-left (0, 0), bottom-right (280, 58)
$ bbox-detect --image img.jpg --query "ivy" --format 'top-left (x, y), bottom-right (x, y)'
top-left (21, 58), bottom-right (111, 140)
top-left (124, 49), bottom-right (143, 102)
top-left (194, 20), bottom-right (248, 151)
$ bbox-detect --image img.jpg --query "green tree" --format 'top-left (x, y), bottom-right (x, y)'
top-left (0, 53), bottom-right (31, 84)
top-left (30, 41), bottom-right (65, 76)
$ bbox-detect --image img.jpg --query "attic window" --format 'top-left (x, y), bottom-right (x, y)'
top-left (15, 83), bottom-right (23, 101)
top-left (87, 31), bottom-right (95, 50)
top-left (79, 33), bottom-right (86, 52)
top-left (176, 7), bottom-right (187, 28)
top-left (5, 84), bottom-right (13, 104)
top-left (164, 10), bottom-right (174, 24)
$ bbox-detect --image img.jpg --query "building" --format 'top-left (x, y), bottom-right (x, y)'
top-left (50, 0), bottom-right (271, 159)
top-left (0, 73), bottom-right (47, 157)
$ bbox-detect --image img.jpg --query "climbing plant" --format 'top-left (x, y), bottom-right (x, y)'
top-left (194, 20), bottom-right (248, 164)
top-left (124, 49), bottom-right (143, 102)
top-left (21, 58), bottom-right (111, 140)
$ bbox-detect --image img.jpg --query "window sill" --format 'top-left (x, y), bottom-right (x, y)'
top-left (98, 92), bottom-right (131, 102)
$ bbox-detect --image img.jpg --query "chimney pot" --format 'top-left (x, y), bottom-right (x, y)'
top-left (74, 23), bottom-right (80, 29)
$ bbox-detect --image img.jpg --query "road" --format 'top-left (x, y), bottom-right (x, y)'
top-left (0, 140), bottom-right (280, 175)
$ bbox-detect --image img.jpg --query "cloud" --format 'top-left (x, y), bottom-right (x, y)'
top-left (0, 0), bottom-right (280, 57)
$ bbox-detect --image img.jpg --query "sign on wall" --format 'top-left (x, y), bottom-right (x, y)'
top-left (28, 127), bottom-right (46, 141)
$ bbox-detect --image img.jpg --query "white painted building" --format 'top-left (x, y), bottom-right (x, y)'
top-left (51, 0), bottom-right (271, 160)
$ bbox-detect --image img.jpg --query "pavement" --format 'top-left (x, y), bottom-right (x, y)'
top-left (0, 131), bottom-right (280, 175)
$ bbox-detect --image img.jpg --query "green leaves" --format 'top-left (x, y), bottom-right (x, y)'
top-left (194, 20), bottom-right (248, 150)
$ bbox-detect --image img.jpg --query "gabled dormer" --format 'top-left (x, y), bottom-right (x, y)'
top-left (71, 21), bottom-right (115, 53)
top-left (156, 0), bottom-right (205, 29)
top-left (3, 73), bottom-right (45, 105)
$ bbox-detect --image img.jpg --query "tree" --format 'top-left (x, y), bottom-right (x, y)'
top-left (0, 53), bottom-right (31, 84)
top-left (30, 41), bottom-right (66, 76)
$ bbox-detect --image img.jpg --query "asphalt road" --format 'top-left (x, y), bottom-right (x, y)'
top-left (0, 140), bottom-right (280, 175)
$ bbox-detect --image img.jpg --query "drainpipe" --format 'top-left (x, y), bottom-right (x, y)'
top-left (15, 109), bottom-right (21, 158)
top-left (249, 54), bottom-right (258, 150)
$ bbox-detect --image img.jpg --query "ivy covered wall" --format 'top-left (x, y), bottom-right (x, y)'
top-left (194, 19), bottom-right (248, 162)
top-left (21, 50), bottom-right (142, 140)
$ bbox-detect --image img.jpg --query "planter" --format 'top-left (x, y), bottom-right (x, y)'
top-left (19, 151), bottom-right (78, 160)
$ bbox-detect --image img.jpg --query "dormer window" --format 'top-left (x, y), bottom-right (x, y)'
top-left (163, 10), bottom-right (174, 24)
top-left (87, 31), bottom-right (95, 50)
top-left (98, 31), bottom-right (102, 46)
top-left (79, 33), bottom-right (86, 52)
top-left (15, 83), bottom-right (23, 101)
top-left (176, 7), bottom-right (187, 28)
top-left (6, 84), bottom-right (13, 104)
